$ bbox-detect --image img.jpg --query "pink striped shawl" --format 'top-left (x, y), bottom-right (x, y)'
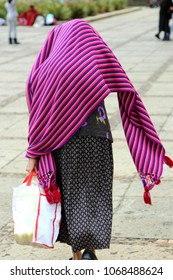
top-left (26, 19), bottom-right (172, 205)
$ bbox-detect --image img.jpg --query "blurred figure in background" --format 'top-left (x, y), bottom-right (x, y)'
top-left (18, 12), bottom-right (27, 26)
top-left (147, 0), bottom-right (159, 8)
top-left (26, 5), bottom-right (38, 26)
top-left (0, 18), bottom-right (5, 26)
top-left (5, 0), bottom-right (20, 44)
top-left (45, 13), bottom-right (57, 26)
top-left (155, 0), bottom-right (173, 41)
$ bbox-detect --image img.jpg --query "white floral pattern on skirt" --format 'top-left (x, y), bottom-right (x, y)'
top-left (53, 136), bottom-right (114, 252)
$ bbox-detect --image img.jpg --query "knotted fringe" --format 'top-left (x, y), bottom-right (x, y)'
top-left (38, 172), bottom-right (61, 204)
top-left (141, 173), bottom-right (161, 205)
top-left (143, 178), bottom-right (161, 205)
top-left (143, 155), bottom-right (173, 205)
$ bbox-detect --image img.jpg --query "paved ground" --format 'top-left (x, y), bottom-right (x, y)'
top-left (0, 7), bottom-right (173, 260)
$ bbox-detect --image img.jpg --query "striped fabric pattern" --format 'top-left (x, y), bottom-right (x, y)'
top-left (26, 19), bottom-right (169, 205)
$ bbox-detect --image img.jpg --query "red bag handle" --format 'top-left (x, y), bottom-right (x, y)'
top-left (23, 170), bottom-right (37, 186)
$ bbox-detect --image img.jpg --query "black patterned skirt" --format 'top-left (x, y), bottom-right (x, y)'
top-left (53, 135), bottom-right (113, 253)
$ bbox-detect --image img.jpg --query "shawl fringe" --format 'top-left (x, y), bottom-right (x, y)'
top-left (38, 171), bottom-right (61, 204)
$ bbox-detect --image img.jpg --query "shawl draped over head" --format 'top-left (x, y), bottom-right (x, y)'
top-left (26, 19), bottom-right (173, 205)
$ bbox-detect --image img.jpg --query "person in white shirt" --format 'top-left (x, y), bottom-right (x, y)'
top-left (5, 0), bottom-right (20, 44)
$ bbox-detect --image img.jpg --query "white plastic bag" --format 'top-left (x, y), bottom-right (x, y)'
top-left (12, 171), bottom-right (61, 248)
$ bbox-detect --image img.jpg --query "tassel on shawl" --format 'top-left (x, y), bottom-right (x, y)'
top-left (38, 170), bottom-right (61, 204)
top-left (44, 184), bottom-right (61, 204)
top-left (143, 178), bottom-right (161, 205)
top-left (141, 174), bottom-right (161, 205)
top-left (164, 155), bottom-right (173, 168)
top-left (142, 155), bottom-right (173, 205)
top-left (143, 186), bottom-right (152, 205)
top-left (155, 179), bottom-right (161, 185)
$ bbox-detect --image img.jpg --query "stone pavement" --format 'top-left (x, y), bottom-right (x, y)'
top-left (0, 7), bottom-right (173, 260)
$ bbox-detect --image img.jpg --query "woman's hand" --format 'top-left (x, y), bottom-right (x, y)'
top-left (26, 158), bottom-right (38, 173)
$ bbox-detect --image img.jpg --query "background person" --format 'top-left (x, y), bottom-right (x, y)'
top-left (147, 0), bottom-right (159, 8)
top-left (155, 0), bottom-right (173, 40)
top-left (18, 12), bottom-right (27, 26)
top-left (5, 0), bottom-right (20, 44)
top-left (45, 13), bottom-right (57, 26)
top-left (26, 5), bottom-right (38, 26)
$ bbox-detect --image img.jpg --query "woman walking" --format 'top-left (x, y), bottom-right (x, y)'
top-left (26, 19), bottom-right (172, 260)
top-left (155, 0), bottom-right (173, 40)
top-left (5, 0), bottom-right (20, 44)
